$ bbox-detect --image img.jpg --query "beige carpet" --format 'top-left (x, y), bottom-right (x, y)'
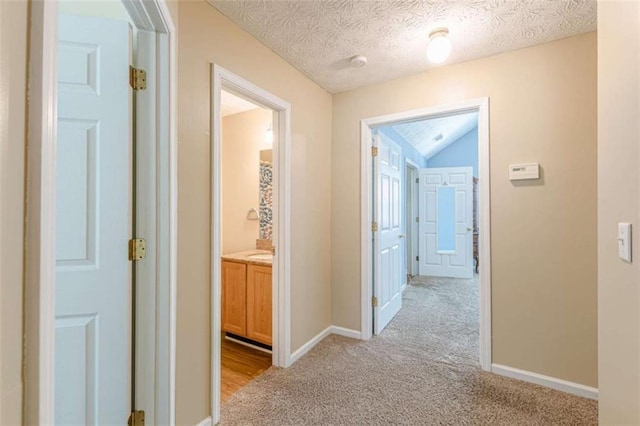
top-left (221, 276), bottom-right (597, 425)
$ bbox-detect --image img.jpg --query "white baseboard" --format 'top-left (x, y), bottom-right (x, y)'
top-left (288, 326), bottom-right (332, 365)
top-left (491, 364), bottom-right (598, 400)
top-left (330, 326), bottom-right (362, 339)
top-left (195, 416), bottom-right (212, 426)
top-left (288, 325), bottom-right (364, 366)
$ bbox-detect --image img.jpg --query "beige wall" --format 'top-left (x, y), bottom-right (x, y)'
top-left (332, 33), bottom-right (598, 387)
top-left (222, 108), bottom-right (272, 254)
top-left (177, 2), bottom-right (333, 424)
top-left (597, 1), bottom-right (640, 424)
top-left (0, 1), bottom-right (28, 424)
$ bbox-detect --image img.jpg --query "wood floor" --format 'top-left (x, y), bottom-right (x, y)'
top-left (221, 337), bottom-right (272, 402)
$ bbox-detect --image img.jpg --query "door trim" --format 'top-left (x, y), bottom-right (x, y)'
top-left (405, 158), bottom-right (419, 278)
top-left (359, 98), bottom-right (492, 371)
top-left (24, 1), bottom-right (178, 423)
top-left (211, 64), bottom-right (292, 425)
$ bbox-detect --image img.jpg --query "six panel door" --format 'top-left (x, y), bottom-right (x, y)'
top-left (55, 14), bottom-right (132, 425)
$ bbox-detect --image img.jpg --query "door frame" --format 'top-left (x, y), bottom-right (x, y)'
top-left (360, 98), bottom-right (492, 371)
top-left (210, 64), bottom-right (292, 424)
top-left (405, 158), bottom-right (420, 278)
top-left (24, 0), bottom-right (178, 424)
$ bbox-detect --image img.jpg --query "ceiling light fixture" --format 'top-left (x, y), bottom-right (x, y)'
top-left (350, 55), bottom-right (368, 68)
top-left (427, 28), bottom-right (452, 64)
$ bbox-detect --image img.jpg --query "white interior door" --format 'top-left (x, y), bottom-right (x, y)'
top-left (55, 14), bottom-right (132, 425)
top-left (418, 167), bottom-right (473, 279)
top-left (374, 132), bottom-right (403, 334)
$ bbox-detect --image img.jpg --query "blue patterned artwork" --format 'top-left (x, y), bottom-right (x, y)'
top-left (259, 161), bottom-right (273, 240)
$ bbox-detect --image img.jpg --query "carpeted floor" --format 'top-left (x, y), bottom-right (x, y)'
top-left (221, 276), bottom-right (597, 425)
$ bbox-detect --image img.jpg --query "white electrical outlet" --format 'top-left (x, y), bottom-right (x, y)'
top-left (618, 223), bottom-right (632, 263)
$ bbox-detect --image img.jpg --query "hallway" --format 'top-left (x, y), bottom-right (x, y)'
top-left (221, 278), bottom-right (597, 425)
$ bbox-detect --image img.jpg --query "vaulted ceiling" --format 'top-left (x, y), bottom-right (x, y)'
top-left (208, 0), bottom-right (596, 93)
top-left (388, 112), bottom-right (478, 159)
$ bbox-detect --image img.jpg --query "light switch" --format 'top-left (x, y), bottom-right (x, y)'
top-left (618, 223), bottom-right (632, 263)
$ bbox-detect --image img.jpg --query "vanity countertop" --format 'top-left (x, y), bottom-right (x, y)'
top-left (221, 249), bottom-right (273, 267)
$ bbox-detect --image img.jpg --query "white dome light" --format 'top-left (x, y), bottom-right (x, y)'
top-left (427, 28), bottom-right (452, 64)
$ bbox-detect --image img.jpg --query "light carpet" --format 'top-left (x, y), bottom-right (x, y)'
top-left (221, 276), bottom-right (597, 425)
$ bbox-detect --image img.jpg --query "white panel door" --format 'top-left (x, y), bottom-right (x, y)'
top-left (55, 14), bottom-right (132, 425)
top-left (418, 167), bottom-right (473, 279)
top-left (374, 132), bottom-right (403, 334)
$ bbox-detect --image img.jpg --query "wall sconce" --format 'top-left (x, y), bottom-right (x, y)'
top-left (265, 125), bottom-right (274, 145)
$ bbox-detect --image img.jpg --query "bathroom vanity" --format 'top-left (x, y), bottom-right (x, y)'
top-left (221, 250), bottom-right (273, 346)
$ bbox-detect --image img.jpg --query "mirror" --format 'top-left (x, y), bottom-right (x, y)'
top-left (259, 149), bottom-right (273, 242)
top-left (437, 185), bottom-right (456, 254)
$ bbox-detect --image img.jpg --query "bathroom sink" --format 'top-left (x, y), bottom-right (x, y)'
top-left (248, 253), bottom-right (273, 261)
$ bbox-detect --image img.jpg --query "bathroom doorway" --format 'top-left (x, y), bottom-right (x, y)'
top-left (210, 65), bottom-right (292, 424)
top-left (219, 89), bottom-right (274, 402)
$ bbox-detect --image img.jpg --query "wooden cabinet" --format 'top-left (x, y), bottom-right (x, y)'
top-left (222, 261), bottom-right (247, 336)
top-left (246, 265), bottom-right (273, 345)
top-left (221, 260), bottom-right (272, 346)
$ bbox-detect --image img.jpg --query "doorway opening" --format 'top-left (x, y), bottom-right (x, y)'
top-left (210, 65), bottom-right (292, 424)
top-left (25, 1), bottom-right (177, 424)
top-left (219, 90), bottom-right (274, 402)
top-left (360, 99), bottom-right (491, 371)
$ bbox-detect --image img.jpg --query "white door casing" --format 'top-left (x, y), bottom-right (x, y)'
top-left (418, 167), bottom-right (474, 279)
top-left (211, 64), bottom-right (292, 425)
top-left (55, 14), bottom-right (131, 424)
top-left (373, 132), bottom-right (403, 334)
top-left (360, 98), bottom-right (491, 370)
top-left (405, 161), bottom-right (419, 277)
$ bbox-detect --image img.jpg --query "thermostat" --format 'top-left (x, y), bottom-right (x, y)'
top-left (509, 163), bottom-right (540, 181)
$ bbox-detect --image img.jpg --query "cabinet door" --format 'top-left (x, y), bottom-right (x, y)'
top-left (246, 264), bottom-right (272, 345)
top-left (222, 261), bottom-right (247, 336)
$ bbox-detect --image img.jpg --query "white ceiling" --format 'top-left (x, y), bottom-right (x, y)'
top-left (221, 90), bottom-right (260, 117)
top-left (387, 112), bottom-right (478, 159)
top-left (208, 0), bottom-right (596, 94)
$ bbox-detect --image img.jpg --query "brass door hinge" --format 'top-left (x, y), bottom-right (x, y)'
top-left (129, 66), bottom-right (147, 90)
top-left (371, 221), bottom-right (378, 232)
top-left (416, 177), bottom-right (419, 184)
top-left (372, 296), bottom-right (378, 307)
top-left (415, 216), bottom-right (419, 223)
top-left (128, 410), bottom-right (145, 426)
top-left (129, 238), bottom-right (146, 261)
top-left (371, 146), bottom-right (378, 157)
top-left (271, 246), bottom-right (276, 256)
top-left (416, 256), bottom-right (419, 261)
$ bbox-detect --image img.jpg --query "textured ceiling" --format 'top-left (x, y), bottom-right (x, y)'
top-left (221, 90), bottom-right (260, 117)
top-left (389, 112), bottom-right (478, 158)
top-left (208, 0), bottom-right (596, 93)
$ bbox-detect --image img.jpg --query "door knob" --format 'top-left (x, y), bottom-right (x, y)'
top-left (467, 227), bottom-right (472, 232)
top-left (399, 234), bottom-right (405, 239)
